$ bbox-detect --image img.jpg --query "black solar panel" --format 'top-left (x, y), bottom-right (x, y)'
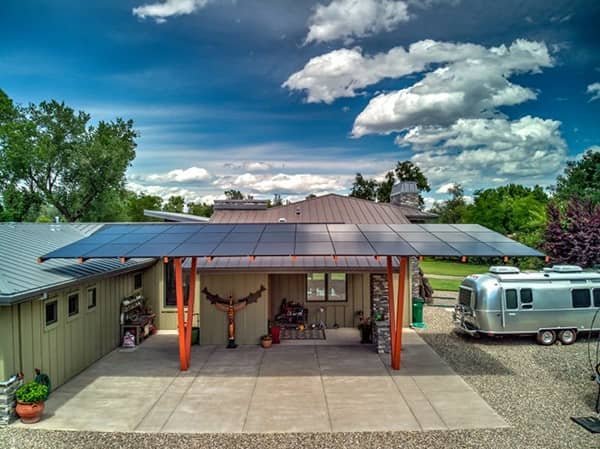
top-left (39, 222), bottom-right (544, 260)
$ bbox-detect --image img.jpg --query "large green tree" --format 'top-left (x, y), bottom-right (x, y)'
top-left (0, 91), bottom-right (137, 221)
top-left (127, 192), bottom-right (164, 221)
top-left (554, 148), bottom-right (600, 204)
top-left (162, 195), bottom-right (185, 213)
top-left (187, 201), bottom-right (213, 217)
top-left (431, 184), bottom-right (467, 224)
top-left (349, 173), bottom-right (377, 201)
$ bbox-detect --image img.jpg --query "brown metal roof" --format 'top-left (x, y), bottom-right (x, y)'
top-left (210, 194), bottom-right (411, 224)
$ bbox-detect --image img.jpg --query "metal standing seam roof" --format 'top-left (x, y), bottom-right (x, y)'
top-left (0, 223), bottom-right (155, 305)
top-left (209, 194), bottom-right (413, 224)
top-left (39, 222), bottom-right (544, 261)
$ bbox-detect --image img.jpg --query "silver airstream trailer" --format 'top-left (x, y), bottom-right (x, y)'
top-left (453, 265), bottom-right (600, 345)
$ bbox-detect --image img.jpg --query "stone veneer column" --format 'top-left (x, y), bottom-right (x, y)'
top-left (370, 274), bottom-right (391, 354)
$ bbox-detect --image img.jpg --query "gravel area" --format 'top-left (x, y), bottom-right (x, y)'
top-left (1, 306), bottom-right (598, 448)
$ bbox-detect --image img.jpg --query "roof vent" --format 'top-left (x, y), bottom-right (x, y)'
top-left (278, 217), bottom-right (287, 223)
top-left (546, 265), bottom-right (583, 273)
top-left (489, 266), bottom-right (520, 274)
top-left (295, 207), bottom-right (301, 216)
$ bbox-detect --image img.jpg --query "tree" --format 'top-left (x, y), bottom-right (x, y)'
top-left (224, 189), bottom-right (245, 200)
top-left (430, 184), bottom-right (467, 224)
top-left (126, 191), bottom-right (164, 221)
top-left (376, 171), bottom-right (395, 203)
top-left (544, 198), bottom-right (600, 267)
top-left (0, 94), bottom-right (137, 221)
top-left (305, 193), bottom-right (317, 200)
top-left (554, 148), bottom-right (600, 204)
top-left (187, 201), bottom-right (213, 217)
top-left (163, 196), bottom-right (185, 213)
top-left (349, 173), bottom-right (377, 201)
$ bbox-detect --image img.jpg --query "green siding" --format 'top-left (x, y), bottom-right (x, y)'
top-left (0, 306), bottom-right (20, 380)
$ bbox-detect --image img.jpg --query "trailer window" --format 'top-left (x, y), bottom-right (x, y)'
top-left (520, 289), bottom-right (533, 304)
top-left (505, 289), bottom-right (518, 309)
top-left (594, 289), bottom-right (600, 307)
top-left (572, 289), bottom-right (591, 308)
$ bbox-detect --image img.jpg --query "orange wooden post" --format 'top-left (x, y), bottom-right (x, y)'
top-left (392, 256), bottom-right (408, 370)
top-left (185, 257), bottom-right (197, 366)
top-left (174, 257), bottom-right (188, 371)
top-left (386, 256), bottom-right (397, 369)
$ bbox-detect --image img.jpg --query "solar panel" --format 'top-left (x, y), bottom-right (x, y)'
top-left (196, 224), bottom-right (235, 233)
top-left (253, 242), bottom-right (295, 255)
top-left (333, 241), bottom-right (376, 255)
top-left (233, 224), bottom-right (265, 233)
top-left (131, 224), bottom-right (173, 234)
top-left (327, 224), bottom-right (358, 232)
top-left (212, 242), bottom-right (257, 256)
top-left (431, 232), bottom-right (478, 242)
top-left (126, 243), bottom-right (180, 257)
top-left (329, 232), bottom-right (368, 242)
top-left (101, 224), bottom-right (141, 234)
top-left (295, 232), bottom-right (331, 242)
top-left (357, 224), bottom-right (392, 232)
top-left (185, 232), bottom-right (229, 244)
top-left (296, 224), bottom-right (328, 232)
top-left (420, 224), bottom-right (456, 232)
top-left (163, 224), bottom-right (206, 233)
top-left (446, 241), bottom-right (501, 256)
top-left (407, 241), bottom-right (459, 256)
top-left (490, 242), bottom-right (543, 257)
top-left (388, 224), bottom-right (425, 232)
top-left (264, 224), bottom-right (296, 233)
top-left (46, 243), bottom-right (103, 258)
top-left (371, 241), bottom-right (417, 255)
top-left (396, 231), bottom-right (441, 242)
top-left (259, 232), bottom-right (295, 243)
top-left (451, 224), bottom-right (489, 232)
top-left (294, 241), bottom-right (335, 256)
top-left (468, 232), bottom-right (515, 243)
top-left (112, 233), bottom-right (156, 244)
top-left (168, 243), bottom-right (219, 257)
top-left (224, 232), bottom-right (261, 243)
top-left (362, 232), bottom-right (405, 242)
top-left (83, 244), bottom-right (141, 257)
top-left (149, 233), bottom-right (195, 244)
top-left (80, 233), bottom-right (120, 244)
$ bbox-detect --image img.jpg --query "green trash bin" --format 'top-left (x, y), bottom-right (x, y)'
top-left (191, 327), bottom-right (200, 345)
top-left (411, 297), bottom-right (426, 328)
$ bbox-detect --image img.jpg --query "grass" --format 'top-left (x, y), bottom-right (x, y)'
top-left (420, 259), bottom-right (489, 277)
top-left (428, 277), bottom-right (462, 292)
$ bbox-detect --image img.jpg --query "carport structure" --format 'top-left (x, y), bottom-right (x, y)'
top-left (39, 222), bottom-right (542, 371)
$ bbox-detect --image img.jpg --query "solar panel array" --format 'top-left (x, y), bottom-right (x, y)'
top-left (39, 223), bottom-right (543, 261)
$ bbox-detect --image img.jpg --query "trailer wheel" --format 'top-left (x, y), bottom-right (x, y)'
top-left (558, 329), bottom-right (576, 345)
top-left (536, 329), bottom-right (557, 346)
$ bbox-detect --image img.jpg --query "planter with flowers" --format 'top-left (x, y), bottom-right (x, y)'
top-left (15, 381), bottom-right (49, 424)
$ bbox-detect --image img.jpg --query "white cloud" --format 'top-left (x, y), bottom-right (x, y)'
top-left (305, 0), bottom-right (410, 45)
top-left (142, 166), bottom-right (211, 183)
top-left (127, 181), bottom-right (219, 204)
top-left (435, 182), bottom-right (455, 194)
top-left (587, 82), bottom-right (600, 102)
top-left (133, 0), bottom-right (209, 23)
top-left (214, 172), bottom-right (348, 194)
top-left (351, 39), bottom-right (552, 136)
top-left (399, 116), bottom-right (567, 188)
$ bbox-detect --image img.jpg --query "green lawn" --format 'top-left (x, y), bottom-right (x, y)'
top-left (428, 277), bottom-right (462, 292)
top-left (420, 259), bottom-right (490, 277)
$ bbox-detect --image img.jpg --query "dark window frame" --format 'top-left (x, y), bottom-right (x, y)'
top-left (306, 273), bottom-right (348, 303)
top-left (134, 272), bottom-right (143, 290)
top-left (505, 289), bottom-right (518, 310)
top-left (87, 287), bottom-right (97, 310)
top-left (520, 288), bottom-right (533, 304)
top-left (45, 300), bottom-right (58, 327)
top-left (164, 260), bottom-right (190, 308)
top-left (594, 289), bottom-right (600, 308)
top-left (572, 289), bottom-right (591, 308)
top-left (68, 292), bottom-right (80, 317)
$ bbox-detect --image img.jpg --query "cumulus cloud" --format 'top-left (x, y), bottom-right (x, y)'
top-left (215, 172), bottom-right (348, 194)
top-left (133, 0), bottom-right (209, 23)
top-left (587, 82), bottom-right (600, 102)
top-left (352, 39), bottom-right (552, 136)
top-left (142, 166), bottom-right (211, 183)
top-left (399, 116), bottom-right (567, 188)
top-left (305, 0), bottom-right (410, 45)
top-left (127, 181), bottom-right (218, 204)
top-left (435, 183), bottom-right (455, 194)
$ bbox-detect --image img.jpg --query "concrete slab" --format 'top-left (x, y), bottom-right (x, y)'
top-left (15, 329), bottom-right (508, 433)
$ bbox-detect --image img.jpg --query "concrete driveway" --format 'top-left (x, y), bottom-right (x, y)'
top-left (16, 331), bottom-right (507, 433)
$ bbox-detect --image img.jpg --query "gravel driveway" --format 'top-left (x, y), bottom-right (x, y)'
top-left (2, 306), bottom-right (598, 449)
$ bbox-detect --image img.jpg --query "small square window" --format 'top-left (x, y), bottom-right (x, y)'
top-left (307, 273), bottom-right (326, 302)
top-left (134, 273), bottom-right (143, 290)
top-left (520, 289), bottom-right (533, 304)
top-left (45, 300), bottom-right (58, 327)
top-left (506, 289), bottom-right (518, 309)
top-left (68, 293), bottom-right (79, 317)
top-left (572, 289), bottom-right (591, 308)
top-left (88, 288), bottom-right (97, 309)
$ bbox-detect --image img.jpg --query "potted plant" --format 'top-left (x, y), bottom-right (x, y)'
top-left (358, 317), bottom-right (373, 344)
top-left (260, 334), bottom-right (273, 348)
top-left (15, 381), bottom-right (49, 424)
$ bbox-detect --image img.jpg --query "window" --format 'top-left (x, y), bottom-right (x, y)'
top-left (306, 273), bottom-right (347, 302)
top-left (505, 289), bottom-right (518, 309)
top-left (68, 293), bottom-right (79, 317)
top-left (45, 300), bottom-right (58, 327)
top-left (520, 288), bottom-right (533, 304)
top-left (594, 289), bottom-right (600, 307)
top-left (88, 288), bottom-right (97, 310)
top-left (572, 289), bottom-right (591, 308)
top-left (307, 273), bottom-right (326, 302)
top-left (164, 260), bottom-right (190, 307)
top-left (134, 273), bottom-right (143, 290)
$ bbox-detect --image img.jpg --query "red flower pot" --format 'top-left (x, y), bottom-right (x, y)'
top-left (16, 400), bottom-right (45, 424)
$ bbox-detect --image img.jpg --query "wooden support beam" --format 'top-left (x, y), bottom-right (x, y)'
top-left (391, 256), bottom-right (408, 370)
top-left (184, 257), bottom-right (197, 366)
top-left (386, 256), bottom-right (397, 370)
top-left (174, 258), bottom-right (188, 371)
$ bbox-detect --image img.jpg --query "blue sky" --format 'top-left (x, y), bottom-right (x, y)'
top-left (1, 0), bottom-right (599, 206)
